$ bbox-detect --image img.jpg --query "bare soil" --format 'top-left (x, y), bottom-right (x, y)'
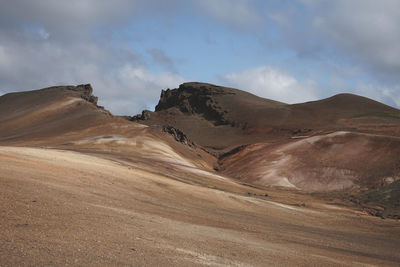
top-left (1, 83), bottom-right (400, 266)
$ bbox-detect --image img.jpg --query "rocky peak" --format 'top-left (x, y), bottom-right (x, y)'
top-left (130, 110), bottom-right (153, 121)
top-left (65, 84), bottom-right (111, 116)
top-left (70, 84), bottom-right (98, 105)
top-left (155, 82), bottom-right (235, 125)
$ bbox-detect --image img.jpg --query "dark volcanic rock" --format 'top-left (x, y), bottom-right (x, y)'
top-left (155, 82), bottom-right (234, 126)
top-left (348, 179), bottom-right (400, 220)
top-left (67, 84), bottom-right (112, 115)
top-left (130, 110), bottom-right (153, 121)
top-left (73, 84), bottom-right (98, 105)
top-left (163, 125), bottom-right (194, 147)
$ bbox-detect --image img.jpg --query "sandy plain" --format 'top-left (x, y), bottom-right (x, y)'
top-left (1, 146), bottom-right (399, 266)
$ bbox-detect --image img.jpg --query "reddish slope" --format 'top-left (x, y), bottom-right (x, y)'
top-left (1, 83), bottom-right (400, 265)
top-left (134, 82), bottom-right (400, 197)
top-left (219, 131), bottom-right (400, 192)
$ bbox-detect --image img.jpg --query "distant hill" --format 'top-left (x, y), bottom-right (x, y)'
top-left (0, 84), bottom-right (214, 170)
top-left (133, 82), bottom-right (400, 155)
top-left (0, 84), bottom-right (112, 145)
top-left (131, 82), bottom-right (400, 216)
top-left (1, 82), bottom-right (400, 266)
top-left (1, 82), bottom-right (399, 213)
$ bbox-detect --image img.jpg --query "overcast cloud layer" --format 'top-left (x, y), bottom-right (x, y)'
top-left (0, 0), bottom-right (399, 114)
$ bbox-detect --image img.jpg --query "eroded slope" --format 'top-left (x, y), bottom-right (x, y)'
top-left (220, 131), bottom-right (400, 192)
top-left (1, 83), bottom-right (400, 266)
top-left (132, 82), bottom-right (400, 216)
top-left (1, 146), bottom-right (399, 266)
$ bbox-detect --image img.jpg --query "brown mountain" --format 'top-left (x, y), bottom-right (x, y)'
top-left (0, 83), bottom-right (216, 177)
top-left (134, 82), bottom-right (400, 152)
top-left (133, 82), bottom-right (400, 194)
top-left (0, 84), bottom-right (111, 145)
top-left (1, 83), bottom-right (399, 266)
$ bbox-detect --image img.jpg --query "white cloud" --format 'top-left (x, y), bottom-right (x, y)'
top-left (220, 66), bottom-right (320, 104)
top-left (1, 0), bottom-right (399, 115)
top-left (301, 0), bottom-right (400, 77)
top-left (0, 0), bottom-right (186, 115)
top-left (0, 33), bottom-right (185, 115)
top-left (103, 64), bottom-right (185, 114)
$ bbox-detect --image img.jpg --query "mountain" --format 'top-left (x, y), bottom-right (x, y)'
top-left (133, 82), bottom-right (400, 194)
top-left (0, 84), bottom-right (216, 173)
top-left (0, 84), bottom-right (111, 145)
top-left (133, 82), bottom-right (400, 153)
top-left (1, 83), bottom-right (399, 266)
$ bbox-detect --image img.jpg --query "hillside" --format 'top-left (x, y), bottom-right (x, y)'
top-left (0, 84), bottom-right (216, 172)
top-left (0, 84), bottom-right (111, 145)
top-left (134, 82), bottom-right (400, 154)
top-left (0, 83), bottom-right (399, 266)
top-left (133, 82), bottom-right (400, 212)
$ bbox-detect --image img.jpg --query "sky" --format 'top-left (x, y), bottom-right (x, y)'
top-left (0, 0), bottom-right (400, 115)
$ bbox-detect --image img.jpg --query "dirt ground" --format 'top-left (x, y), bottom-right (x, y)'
top-left (1, 146), bottom-right (399, 266)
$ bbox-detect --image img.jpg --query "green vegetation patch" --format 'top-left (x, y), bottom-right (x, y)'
top-left (363, 180), bottom-right (400, 208)
top-left (352, 112), bottom-right (400, 119)
top-left (360, 180), bottom-right (400, 219)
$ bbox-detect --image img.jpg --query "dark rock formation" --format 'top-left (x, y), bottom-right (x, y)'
top-left (130, 110), bottom-right (153, 121)
top-left (66, 84), bottom-right (112, 115)
top-left (72, 84), bottom-right (98, 105)
top-left (218, 145), bottom-right (248, 160)
top-left (162, 125), bottom-right (195, 147)
top-left (155, 82), bottom-right (234, 125)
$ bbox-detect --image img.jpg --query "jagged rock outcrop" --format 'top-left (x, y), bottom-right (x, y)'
top-left (67, 84), bottom-right (111, 115)
top-left (162, 125), bottom-right (195, 147)
top-left (155, 82), bottom-right (234, 125)
top-left (129, 82), bottom-right (290, 154)
top-left (130, 110), bottom-right (153, 121)
top-left (73, 84), bottom-right (98, 105)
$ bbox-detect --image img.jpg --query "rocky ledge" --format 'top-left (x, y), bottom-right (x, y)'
top-left (155, 82), bottom-right (234, 126)
top-left (68, 84), bottom-right (99, 105)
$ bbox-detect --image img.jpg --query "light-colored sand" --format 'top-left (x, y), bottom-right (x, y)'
top-left (1, 146), bottom-right (399, 266)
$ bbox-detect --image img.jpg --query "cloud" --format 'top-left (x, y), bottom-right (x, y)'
top-left (0, 36), bottom-right (185, 115)
top-left (0, 0), bottom-right (186, 115)
top-left (299, 0), bottom-right (400, 78)
top-left (1, 0), bottom-right (399, 116)
top-left (196, 0), bottom-right (263, 29)
top-left (220, 66), bottom-right (321, 104)
top-left (103, 64), bottom-right (185, 114)
top-left (261, 0), bottom-right (400, 107)
top-left (0, 0), bottom-right (137, 34)
top-left (147, 49), bottom-right (177, 73)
